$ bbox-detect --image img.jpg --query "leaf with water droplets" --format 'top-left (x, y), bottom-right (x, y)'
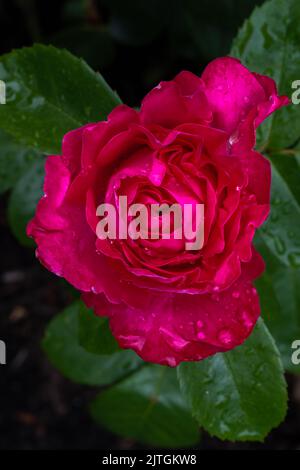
top-left (255, 234), bottom-right (300, 374)
top-left (0, 129), bottom-right (40, 194)
top-left (78, 301), bottom-right (120, 355)
top-left (8, 158), bottom-right (45, 246)
top-left (90, 365), bottom-right (200, 448)
top-left (0, 44), bottom-right (121, 154)
top-left (258, 152), bottom-right (300, 267)
top-left (177, 318), bottom-right (287, 441)
top-left (42, 300), bottom-right (142, 386)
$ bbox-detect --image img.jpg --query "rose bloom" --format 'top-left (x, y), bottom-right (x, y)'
top-left (28, 58), bottom-right (288, 366)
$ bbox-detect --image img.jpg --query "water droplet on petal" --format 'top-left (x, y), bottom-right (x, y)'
top-left (166, 356), bottom-right (177, 367)
top-left (159, 327), bottom-right (189, 352)
top-left (196, 320), bottom-right (206, 341)
top-left (229, 133), bottom-right (239, 146)
top-left (119, 334), bottom-right (145, 352)
top-left (241, 311), bottom-right (253, 329)
top-left (232, 291), bottom-right (240, 299)
top-left (218, 329), bottom-right (233, 345)
top-left (197, 331), bottom-right (206, 340)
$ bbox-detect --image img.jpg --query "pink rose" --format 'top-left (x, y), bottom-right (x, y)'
top-left (28, 57), bottom-right (288, 366)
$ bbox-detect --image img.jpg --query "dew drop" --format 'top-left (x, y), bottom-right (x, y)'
top-left (196, 320), bottom-right (206, 340)
top-left (166, 357), bottom-right (177, 367)
top-left (274, 237), bottom-right (286, 255)
top-left (288, 252), bottom-right (300, 267)
top-left (273, 197), bottom-right (281, 206)
top-left (218, 329), bottom-right (233, 345)
top-left (228, 133), bottom-right (239, 146)
top-left (241, 310), bottom-right (252, 329)
top-left (212, 294), bottom-right (220, 302)
top-left (197, 331), bottom-right (206, 340)
top-left (232, 291), bottom-right (240, 299)
top-left (270, 211), bottom-right (279, 223)
top-left (282, 202), bottom-right (292, 216)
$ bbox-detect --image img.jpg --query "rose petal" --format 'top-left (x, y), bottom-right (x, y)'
top-left (83, 251), bottom-right (264, 366)
top-left (201, 57), bottom-right (289, 148)
top-left (140, 73), bottom-right (212, 128)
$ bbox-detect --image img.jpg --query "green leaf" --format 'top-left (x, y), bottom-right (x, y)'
top-left (255, 234), bottom-right (300, 374)
top-left (177, 318), bottom-right (287, 441)
top-left (258, 153), bottom-right (300, 266)
top-left (0, 129), bottom-right (40, 194)
top-left (0, 44), bottom-right (121, 154)
top-left (42, 301), bottom-right (142, 386)
top-left (90, 365), bottom-right (200, 448)
top-left (231, 0), bottom-right (300, 151)
top-left (8, 158), bottom-right (44, 246)
top-left (79, 302), bottom-right (120, 355)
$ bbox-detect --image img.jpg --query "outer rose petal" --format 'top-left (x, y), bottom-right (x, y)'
top-left (82, 251), bottom-right (264, 366)
top-left (27, 156), bottom-right (102, 290)
top-left (240, 150), bottom-right (271, 205)
top-left (27, 155), bottom-right (141, 307)
top-left (201, 57), bottom-right (289, 135)
top-left (140, 71), bottom-right (212, 128)
top-left (62, 105), bottom-right (139, 177)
